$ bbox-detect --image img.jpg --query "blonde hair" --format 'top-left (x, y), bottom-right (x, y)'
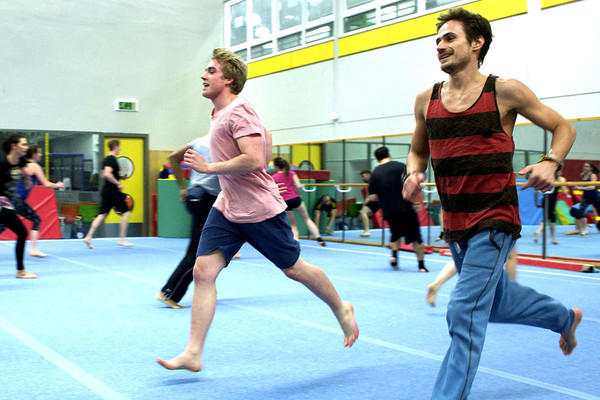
top-left (212, 48), bottom-right (248, 95)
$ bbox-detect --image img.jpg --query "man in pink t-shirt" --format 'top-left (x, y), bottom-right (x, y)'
top-left (157, 48), bottom-right (358, 373)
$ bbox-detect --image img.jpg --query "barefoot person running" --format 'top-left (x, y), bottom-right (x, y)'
top-left (156, 48), bottom-right (358, 372)
top-left (403, 8), bottom-right (581, 399)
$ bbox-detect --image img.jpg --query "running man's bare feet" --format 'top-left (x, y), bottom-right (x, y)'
top-left (336, 301), bottom-right (359, 347)
top-left (157, 354), bottom-right (202, 372)
top-left (83, 238), bottom-right (94, 249)
top-left (30, 251), bottom-right (47, 258)
top-left (533, 230), bottom-right (541, 243)
top-left (426, 282), bottom-right (441, 307)
top-left (155, 292), bottom-right (186, 309)
top-left (359, 232), bottom-right (371, 237)
top-left (118, 241), bottom-right (134, 247)
top-left (565, 230), bottom-right (580, 235)
top-left (560, 308), bottom-right (582, 355)
top-left (16, 270), bottom-right (38, 279)
top-left (580, 230), bottom-right (588, 236)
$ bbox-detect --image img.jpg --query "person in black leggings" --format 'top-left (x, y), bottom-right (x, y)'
top-left (155, 135), bottom-right (220, 308)
top-left (1, 134), bottom-right (38, 278)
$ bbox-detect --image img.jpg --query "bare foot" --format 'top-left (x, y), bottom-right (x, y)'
top-left (156, 355), bottom-right (202, 372)
top-left (30, 251), bottom-right (47, 258)
top-left (118, 241), bottom-right (134, 247)
top-left (336, 301), bottom-right (359, 347)
top-left (565, 230), bottom-right (580, 235)
top-left (533, 230), bottom-right (541, 243)
top-left (580, 230), bottom-right (588, 236)
top-left (16, 270), bottom-right (38, 279)
top-left (155, 292), bottom-right (186, 309)
top-left (426, 283), bottom-right (440, 307)
top-left (552, 239), bottom-right (559, 245)
top-left (560, 308), bottom-right (582, 355)
top-left (83, 238), bottom-right (94, 249)
top-left (359, 232), bottom-right (370, 237)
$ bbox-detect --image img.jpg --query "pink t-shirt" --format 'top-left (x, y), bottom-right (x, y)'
top-left (271, 170), bottom-right (299, 201)
top-left (210, 97), bottom-right (286, 223)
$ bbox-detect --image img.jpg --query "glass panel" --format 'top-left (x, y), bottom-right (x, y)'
top-left (252, 0), bottom-right (272, 40)
top-left (251, 42), bottom-right (274, 59)
top-left (346, 0), bottom-right (374, 9)
top-left (279, 0), bottom-right (302, 30)
top-left (306, 22), bottom-right (334, 43)
top-left (234, 48), bottom-right (248, 61)
top-left (426, 0), bottom-right (461, 10)
top-left (278, 32), bottom-right (302, 51)
top-left (230, 0), bottom-right (247, 46)
top-left (343, 9), bottom-right (376, 33)
top-left (381, 0), bottom-right (417, 23)
top-left (308, 0), bottom-right (333, 21)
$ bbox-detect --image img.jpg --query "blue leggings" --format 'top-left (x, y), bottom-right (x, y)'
top-left (432, 229), bottom-right (575, 400)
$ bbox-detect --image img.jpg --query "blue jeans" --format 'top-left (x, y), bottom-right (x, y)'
top-left (432, 229), bottom-right (575, 400)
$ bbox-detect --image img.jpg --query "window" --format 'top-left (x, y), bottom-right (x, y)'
top-left (381, 0), bottom-right (416, 23)
top-left (426, 0), bottom-right (461, 10)
top-left (278, 32), bottom-right (303, 50)
top-left (306, 22), bottom-right (333, 43)
top-left (230, 0), bottom-right (247, 47)
top-left (279, 0), bottom-right (303, 30)
top-left (308, 0), bottom-right (333, 21)
top-left (344, 9), bottom-right (376, 33)
top-left (346, 0), bottom-right (374, 9)
top-left (251, 42), bottom-right (274, 59)
top-left (252, 0), bottom-right (272, 40)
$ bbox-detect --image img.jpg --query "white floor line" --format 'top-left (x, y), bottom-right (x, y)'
top-left (224, 302), bottom-right (600, 400)
top-left (3, 242), bottom-right (597, 399)
top-left (0, 315), bottom-right (129, 400)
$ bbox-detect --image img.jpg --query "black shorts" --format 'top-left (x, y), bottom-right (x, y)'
top-left (386, 211), bottom-right (422, 244)
top-left (284, 196), bottom-right (302, 211)
top-left (364, 200), bottom-right (380, 213)
top-left (99, 188), bottom-right (129, 215)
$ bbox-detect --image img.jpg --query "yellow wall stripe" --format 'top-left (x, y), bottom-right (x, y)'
top-left (248, 41), bottom-right (334, 79)
top-left (541, 0), bottom-right (581, 9)
top-left (248, 0), bottom-right (531, 77)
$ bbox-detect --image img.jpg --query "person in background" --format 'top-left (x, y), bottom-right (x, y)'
top-left (313, 194), bottom-right (337, 236)
top-left (566, 161), bottom-right (599, 235)
top-left (358, 169), bottom-right (380, 238)
top-left (9, 144), bottom-right (65, 257)
top-left (0, 134), bottom-right (37, 278)
top-left (155, 135), bottom-right (221, 309)
top-left (368, 146), bottom-right (427, 272)
top-left (271, 157), bottom-right (325, 246)
top-left (83, 139), bottom-right (133, 248)
top-left (534, 169), bottom-right (570, 244)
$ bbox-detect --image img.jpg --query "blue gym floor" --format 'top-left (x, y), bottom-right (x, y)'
top-left (0, 234), bottom-right (598, 400)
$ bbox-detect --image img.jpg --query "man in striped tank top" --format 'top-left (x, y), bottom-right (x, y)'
top-left (403, 8), bottom-right (581, 400)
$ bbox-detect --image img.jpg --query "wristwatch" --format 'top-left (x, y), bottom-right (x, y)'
top-left (538, 154), bottom-right (563, 171)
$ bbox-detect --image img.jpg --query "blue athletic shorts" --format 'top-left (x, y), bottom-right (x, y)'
top-left (196, 208), bottom-right (301, 269)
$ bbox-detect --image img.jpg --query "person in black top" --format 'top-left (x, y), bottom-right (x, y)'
top-left (83, 139), bottom-right (132, 248)
top-left (368, 146), bottom-right (427, 272)
top-left (0, 134), bottom-right (38, 278)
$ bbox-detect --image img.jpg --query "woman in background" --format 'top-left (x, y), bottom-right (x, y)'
top-left (271, 157), bottom-right (325, 246)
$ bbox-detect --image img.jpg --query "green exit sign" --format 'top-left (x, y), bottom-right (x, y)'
top-left (115, 100), bottom-right (138, 112)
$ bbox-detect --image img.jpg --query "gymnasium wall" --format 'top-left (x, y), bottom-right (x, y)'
top-left (0, 0), bottom-right (224, 151)
top-left (243, 0), bottom-right (600, 158)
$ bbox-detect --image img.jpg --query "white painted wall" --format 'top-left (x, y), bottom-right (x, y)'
top-left (1, 0), bottom-right (598, 156)
top-left (0, 0), bottom-right (224, 151)
top-left (244, 0), bottom-right (600, 158)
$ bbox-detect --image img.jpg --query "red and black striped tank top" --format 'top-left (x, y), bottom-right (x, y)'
top-left (426, 75), bottom-right (521, 242)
